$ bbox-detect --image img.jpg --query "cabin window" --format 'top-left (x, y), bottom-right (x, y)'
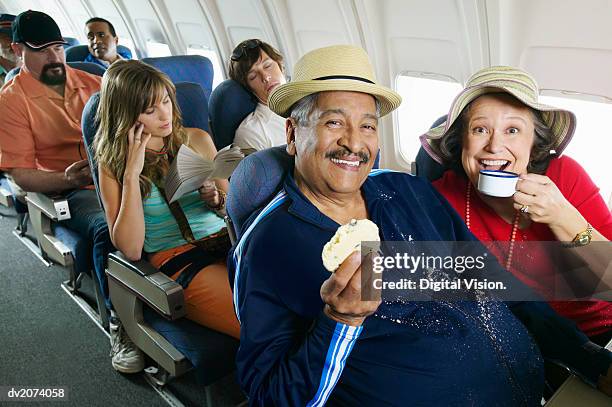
top-left (145, 41), bottom-right (171, 57)
top-left (395, 73), bottom-right (462, 162)
top-left (540, 93), bottom-right (612, 202)
top-left (187, 46), bottom-right (224, 89)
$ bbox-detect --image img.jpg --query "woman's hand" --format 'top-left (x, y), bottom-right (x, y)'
top-left (198, 180), bottom-right (220, 208)
top-left (513, 173), bottom-right (586, 237)
top-left (123, 122), bottom-right (151, 181)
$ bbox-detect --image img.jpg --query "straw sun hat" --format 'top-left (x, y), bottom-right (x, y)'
top-left (268, 45), bottom-right (402, 118)
top-left (421, 65), bottom-right (576, 163)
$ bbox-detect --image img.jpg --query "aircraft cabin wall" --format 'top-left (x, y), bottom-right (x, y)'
top-left (0, 0), bottom-right (610, 200)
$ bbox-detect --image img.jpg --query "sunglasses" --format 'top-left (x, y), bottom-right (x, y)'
top-left (230, 39), bottom-right (261, 61)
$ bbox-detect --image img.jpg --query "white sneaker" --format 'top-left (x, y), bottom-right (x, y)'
top-left (109, 320), bottom-right (145, 374)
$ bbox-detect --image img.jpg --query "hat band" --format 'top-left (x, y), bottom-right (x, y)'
top-left (313, 75), bottom-right (374, 84)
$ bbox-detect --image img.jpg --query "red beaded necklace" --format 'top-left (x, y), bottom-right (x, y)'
top-left (465, 182), bottom-right (520, 270)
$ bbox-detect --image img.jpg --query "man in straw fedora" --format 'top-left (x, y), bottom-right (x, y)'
top-left (229, 45), bottom-right (612, 405)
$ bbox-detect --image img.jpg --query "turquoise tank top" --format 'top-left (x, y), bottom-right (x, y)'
top-left (143, 183), bottom-right (226, 253)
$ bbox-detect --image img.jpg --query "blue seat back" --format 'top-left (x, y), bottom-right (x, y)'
top-left (81, 92), bottom-right (102, 208)
top-left (66, 44), bottom-right (133, 63)
top-left (415, 114), bottom-right (448, 181)
top-left (208, 79), bottom-right (257, 150)
top-left (175, 82), bottom-right (210, 133)
top-left (81, 81), bottom-right (211, 203)
top-left (63, 37), bottom-right (79, 48)
top-left (227, 144), bottom-right (382, 238)
top-left (142, 55), bottom-right (213, 100)
top-left (227, 146), bottom-right (293, 237)
top-left (67, 62), bottom-right (106, 76)
top-left (5, 61), bottom-right (105, 83)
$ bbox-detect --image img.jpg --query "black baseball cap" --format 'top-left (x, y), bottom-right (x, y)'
top-left (12, 10), bottom-right (67, 50)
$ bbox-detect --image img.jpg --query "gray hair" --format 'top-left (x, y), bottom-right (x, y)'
top-left (436, 94), bottom-right (555, 175)
top-left (289, 92), bottom-right (382, 127)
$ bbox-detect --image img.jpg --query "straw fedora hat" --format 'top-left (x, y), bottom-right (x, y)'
top-left (421, 65), bottom-right (576, 163)
top-left (268, 45), bottom-right (402, 118)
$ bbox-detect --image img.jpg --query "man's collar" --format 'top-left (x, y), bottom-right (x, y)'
top-left (64, 65), bottom-right (88, 91)
top-left (283, 171), bottom-right (387, 231)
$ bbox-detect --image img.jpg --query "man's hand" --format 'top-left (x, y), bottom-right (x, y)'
top-left (320, 251), bottom-right (381, 327)
top-left (597, 363), bottom-right (612, 396)
top-left (64, 159), bottom-right (92, 188)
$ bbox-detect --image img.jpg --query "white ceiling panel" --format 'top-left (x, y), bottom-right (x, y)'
top-left (388, 37), bottom-right (463, 82)
top-left (227, 26), bottom-right (266, 47)
top-left (490, 0), bottom-right (612, 97)
top-left (379, 0), bottom-right (486, 84)
top-left (284, 0), bottom-right (361, 55)
top-left (216, 0), bottom-right (276, 47)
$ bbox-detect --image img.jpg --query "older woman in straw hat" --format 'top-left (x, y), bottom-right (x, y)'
top-left (230, 47), bottom-right (612, 405)
top-left (424, 65), bottom-right (612, 345)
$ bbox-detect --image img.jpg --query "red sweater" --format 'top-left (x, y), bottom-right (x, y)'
top-left (433, 156), bottom-right (612, 337)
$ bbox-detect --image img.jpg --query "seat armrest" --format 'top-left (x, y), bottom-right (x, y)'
top-left (25, 192), bottom-right (70, 221)
top-left (110, 251), bottom-right (161, 277)
top-left (107, 252), bottom-right (186, 320)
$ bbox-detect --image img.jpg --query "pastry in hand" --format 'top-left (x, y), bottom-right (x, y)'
top-left (322, 218), bottom-right (380, 272)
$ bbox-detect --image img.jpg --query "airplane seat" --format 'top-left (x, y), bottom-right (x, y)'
top-left (226, 144), bottom-right (383, 243)
top-left (141, 55), bottom-right (213, 100)
top-left (175, 82), bottom-right (211, 133)
top-left (414, 114), bottom-right (448, 180)
top-left (81, 90), bottom-right (238, 384)
top-left (208, 79), bottom-right (257, 150)
top-left (63, 37), bottom-right (79, 48)
top-left (65, 44), bottom-right (133, 63)
top-left (227, 146), bottom-right (293, 239)
top-left (22, 61), bottom-right (110, 328)
top-left (66, 62), bottom-right (106, 76)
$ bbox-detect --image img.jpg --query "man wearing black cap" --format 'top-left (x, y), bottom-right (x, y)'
top-left (0, 13), bottom-right (18, 85)
top-left (0, 10), bottom-right (144, 374)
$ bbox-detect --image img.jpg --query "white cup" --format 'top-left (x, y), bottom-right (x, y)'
top-left (477, 170), bottom-right (519, 197)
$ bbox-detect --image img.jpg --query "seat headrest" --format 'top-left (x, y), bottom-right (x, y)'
top-left (68, 61), bottom-right (106, 76)
top-left (66, 44), bottom-right (133, 62)
top-left (63, 37), bottom-right (80, 48)
top-left (81, 84), bottom-right (211, 206)
top-left (227, 146), bottom-right (293, 237)
top-left (415, 114), bottom-right (448, 181)
top-left (142, 55), bottom-right (213, 99)
top-left (208, 79), bottom-right (257, 150)
top-left (175, 82), bottom-right (210, 133)
top-left (65, 45), bottom-right (90, 62)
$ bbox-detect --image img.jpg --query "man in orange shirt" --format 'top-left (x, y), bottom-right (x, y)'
top-left (0, 10), bottom-right (144, 374)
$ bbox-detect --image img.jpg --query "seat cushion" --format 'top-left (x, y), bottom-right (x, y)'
top-left (143, 306), bottom-right (238, 385)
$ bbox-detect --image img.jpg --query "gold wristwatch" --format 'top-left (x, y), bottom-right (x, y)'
top-left (564, 223), bottom-right (593, 248)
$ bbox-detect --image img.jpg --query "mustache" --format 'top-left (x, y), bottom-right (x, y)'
top-left (42, 62), bottom-right (65, 73)
top-left (325, 147), bottom-right (370, 163)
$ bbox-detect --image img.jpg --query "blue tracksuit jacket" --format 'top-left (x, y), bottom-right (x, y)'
top-left (229, 170), bottom-right (611, 406)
